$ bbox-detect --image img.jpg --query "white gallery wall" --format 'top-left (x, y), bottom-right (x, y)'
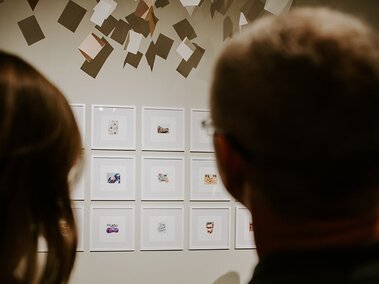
top-left (1, 0), bottom-right (379, 284)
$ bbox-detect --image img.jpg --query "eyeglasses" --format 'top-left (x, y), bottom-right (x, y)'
top-left (201, 118), bottom-right (254, 162)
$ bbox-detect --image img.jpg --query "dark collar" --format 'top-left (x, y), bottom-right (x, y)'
top-left (251, 242), bottom-right (379, 284)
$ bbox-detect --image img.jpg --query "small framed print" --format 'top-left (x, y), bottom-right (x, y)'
top-left (71, 174), bottom-right (85, 200)
top-left (73, 204), bottom-right (85, 251)
top-left (235, 206), bottom-right (255, 249)
top-left (190, 109), bottom-right (214, 152)
top-left (91, 156), bottom-right (135, 200)
top-left (190, 157), bottom-right (230, 201)
top-left (140, 206), bottom-right (183, 251)
top-left (189, 207), bottom-right (230, 250)
top-left (70, 151), bottom-right (85, 200)
top-left (90, 205), bottom-right (135, 251)
top-left (141, 156), bottom-right (184, 200)
top-left (91, 105), bottom-right (136, 150)
top-left (142, 107), bottom-right (185, 151)
top-left (38, 204), bottom-right (85, 252)
top-left (70, 104), bottom-right (86, 147)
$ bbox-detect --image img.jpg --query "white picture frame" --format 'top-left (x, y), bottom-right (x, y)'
top-left (140, 206), bottom-right (184, 251)
top-left (73, 204), bottom-right (85, 252)
top-left (71, 171), bottom-right (85, 200)
top-left (142, 107), bottom-right (185, 151)
top-left (90, 205), bottom-right (135, 251)
top-left (141, 156), bottom-right (185, 200)
top-left (70, 150), bottom-right (86, 200)
top-left (189, 206), bottom-right (230, 250)
top-left (235, 206), bottom-right (255, 249)
top-left (38, 204), bottom-right (85, 252)
top-left (190, 157), bottom-right (230, 201)
top-left (91, 155), bottom-right (135, 200)
top-left (91, 105), bottom-right (136, 150)
top-left (190, 109), bottom-right (214, 152)
top-left (70, 103), bottom-right (86, 147)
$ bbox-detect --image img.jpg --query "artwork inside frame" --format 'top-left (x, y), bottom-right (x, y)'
top-left (235, 205), bottom-right (256, 249)
top-left (70, 103), bottom-right (86, 147)
top-left (91, 104), bottom-right (136, 150)
top-left (91, 155), bottom-right (135, 200)
top-left (190, 109), bottom-right (214, 152)
top-left (142, 107), bottom-right (185, 151)
top-left (140, 206), bottom-right (184, 251)
top-left (141, 156), bottom-right (185, 200)
top-left (190, 157), bottom-right (230, 201)
top-left (189, 206), bottom-right (230, 250)
top-left (90, 205), bottom-right (135, 251)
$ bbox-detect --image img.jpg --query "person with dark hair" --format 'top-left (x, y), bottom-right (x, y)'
top-left (210, 8), bottom-right (379, 284)
top-left (0, 51), bottom-right (82, 283)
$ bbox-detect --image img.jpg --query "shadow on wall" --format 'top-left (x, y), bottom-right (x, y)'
top-left (213, 271), bottom-right (240, 284)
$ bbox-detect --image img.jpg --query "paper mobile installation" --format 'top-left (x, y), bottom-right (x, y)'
top-left (17, 0), bottom-right (293, 78)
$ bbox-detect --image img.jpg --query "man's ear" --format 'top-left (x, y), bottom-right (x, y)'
top-left (213, 133), bottom-right (246, 203)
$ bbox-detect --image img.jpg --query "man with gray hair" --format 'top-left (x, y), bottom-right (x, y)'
top-left (210, 7), bottom-right (379, 283)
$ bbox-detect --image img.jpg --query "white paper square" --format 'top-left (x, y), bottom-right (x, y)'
top-left (127, 31), bottom-right (143, 54)
top-left (79, 33), bottom-right (104, 60)
top-left (264, 0), bottom-right (293, 16)
top-left (239, 12), bottom-right (248, 26)
top-left (180, 0), bottom-right (201, 6)
top-left (91, 0), bottom-right (117, 26)
top-left (176, 37), bottom-right (195, 61)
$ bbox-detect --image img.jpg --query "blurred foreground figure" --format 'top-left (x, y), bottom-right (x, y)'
top-left (211, 8), bottom-right (379, 284)
top-left (0, 51), bottom-right (82, 283)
